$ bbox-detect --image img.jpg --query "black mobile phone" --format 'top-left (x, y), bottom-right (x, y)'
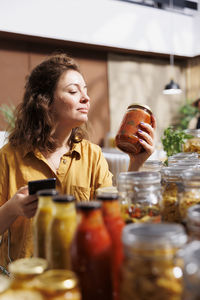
top-left (28, 178), bottom-right (56, 195)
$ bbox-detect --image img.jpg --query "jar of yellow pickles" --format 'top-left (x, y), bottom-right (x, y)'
top-left (120, 223), bottom-right (187, 300)
top-left (0, 275), bottom-right (10, 294)
top-left (33, 189), bottom-right (58, 259)
top-left (32, 270), bottom-right (81, 300)
top-left (0, 259), bottom-right (46, 299)
top-left (8, 257), bottom-right (47, 289)
top-left (46, 195), bottom-right (77, 270)
top-left (0, 289), bottom-right (44, 300)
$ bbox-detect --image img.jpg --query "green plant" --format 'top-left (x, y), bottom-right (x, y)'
top-left (177, 100), bottom-right (198, 130)
top-left (0, 104), bottom-right (15, 129)
top-left (161, 126), bottom-right (193, 164)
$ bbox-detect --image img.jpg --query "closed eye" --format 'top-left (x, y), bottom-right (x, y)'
top-left (69, 91), bottom-right (77, 94)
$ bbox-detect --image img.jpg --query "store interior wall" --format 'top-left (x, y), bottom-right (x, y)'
top-left (1, 0), bottom-right (200, 146)
top-left (186, 57), bottom-right (200, 100)
top-left (107, 53), bottom-right (187, 145)
top-left (1, 36), bottom-right (196, 147)
top-left (0, 37), bottom-right (110, 145)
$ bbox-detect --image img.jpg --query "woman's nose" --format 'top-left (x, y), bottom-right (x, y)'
top-left (80, 91), bottom-right (90, 103)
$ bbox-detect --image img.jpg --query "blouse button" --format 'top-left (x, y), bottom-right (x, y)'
top-left (63, 159), bottom-right (67, 164)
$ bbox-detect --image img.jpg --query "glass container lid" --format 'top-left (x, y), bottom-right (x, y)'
top-left (33, 270), bottom-right (78, 292)
top-left (8, 258), bottom-right (48, 276)
top-left (117, 171), bottom-right (161, 185)
top-left (122, 223), bottom-right (187, 249)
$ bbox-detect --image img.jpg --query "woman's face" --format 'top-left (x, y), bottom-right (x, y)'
top-left (51, 69), bottom-right (90, 129)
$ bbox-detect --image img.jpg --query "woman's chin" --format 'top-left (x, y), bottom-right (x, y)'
top-left (75, 117), bottom-right (88, 126)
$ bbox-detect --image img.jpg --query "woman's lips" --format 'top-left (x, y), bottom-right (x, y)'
top-left (77, 108), bottom-right (88, 113)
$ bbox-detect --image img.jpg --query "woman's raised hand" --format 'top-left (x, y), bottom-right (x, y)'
top-left (128, 115), bottom-right (157, 171)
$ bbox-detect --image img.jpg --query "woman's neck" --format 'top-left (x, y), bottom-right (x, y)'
top-left (53, 127), bottom-right (72, 150)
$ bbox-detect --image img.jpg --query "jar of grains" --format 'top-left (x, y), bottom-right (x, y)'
top-left (161, 165), bottom-right (195, 223)
top-left (179, 170), bottom-right (200, 224)
top-left (183, 129), bottom-right (200, 155)
top-left (120, 223), bottom-right (187, 300)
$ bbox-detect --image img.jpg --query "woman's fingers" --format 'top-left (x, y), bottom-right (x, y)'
top-left (18, 185), bottom-right (29, 195)
top-left (137, 129), bottom-right (153, 146)
top-left (23, 200), bottom-right (38, 218)
top-left (24, 196), bottom-right (38, 206)
top-left (139, 138), bottom-right (154, 154)
top-left (151, 114), bottom-right (157, 130)
top-left (139, 122), bottom-right (154, 138)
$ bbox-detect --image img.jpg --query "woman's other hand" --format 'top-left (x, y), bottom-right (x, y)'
top-left (128, 115), bottom-right (156, 171)
top-left (0, 186), bottom-right (38, 234)
top-left (9, 186), bottom-right (38, 219)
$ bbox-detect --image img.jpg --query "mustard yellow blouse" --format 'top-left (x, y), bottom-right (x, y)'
top-left (0, 139), bottom-right (113, 268)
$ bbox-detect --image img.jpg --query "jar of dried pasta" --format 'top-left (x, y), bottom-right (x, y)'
top-left (120, 223), bottom-right (187, 300)
top-left (161, 165), bottom-right (194, 223)
top-left (182, 241), bottom-right (200, 300)
top-left (117, 171), bottom-right (162, 223)
top-left (179, 170), bottom-right (200, 224)
top-left (183, 129), bottom-right (200, 156)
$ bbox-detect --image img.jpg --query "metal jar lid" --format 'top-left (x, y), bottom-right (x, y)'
top-left (8, 257), bottom-right (48, 276)
top-left (33, 269), bottom-right (79, 292)
top-left (127, 103), bottom-right (152, 115)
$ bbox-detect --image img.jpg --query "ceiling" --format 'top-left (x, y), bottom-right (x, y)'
top-left (115, 0), bottom-right (199, 15)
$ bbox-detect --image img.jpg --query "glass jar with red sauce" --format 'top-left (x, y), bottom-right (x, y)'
top-left (96, 192), bottom-right (125, 300)
top-left (115, 103), bottom-right (152, 154)
top-left (70, 201), bottom-right (112, 300)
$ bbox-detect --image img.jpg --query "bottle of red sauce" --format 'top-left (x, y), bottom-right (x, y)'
top-left (97, 192), bottom-right (125, 300)
top-left (115, 103), bottom-right (152, 154)
top-left (70, 201), bottom-right (112, 300)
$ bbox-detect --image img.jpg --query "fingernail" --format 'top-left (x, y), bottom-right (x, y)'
top-left (138, 129), bottom-right (142, 133)
top-left (140, 122), bottom-right (145, 125)
top-left (139, 139), bottom-right (143, 142)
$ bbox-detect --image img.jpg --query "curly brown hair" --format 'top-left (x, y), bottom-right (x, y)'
top-left (9, 53), bottom-right (88, 152)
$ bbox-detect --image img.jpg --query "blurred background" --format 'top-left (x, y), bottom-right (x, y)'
top-left (0, 0), bottom-right (200, 147)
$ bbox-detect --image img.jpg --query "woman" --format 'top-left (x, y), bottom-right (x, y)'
top-left (0, 53), bottom-right (156, 269)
